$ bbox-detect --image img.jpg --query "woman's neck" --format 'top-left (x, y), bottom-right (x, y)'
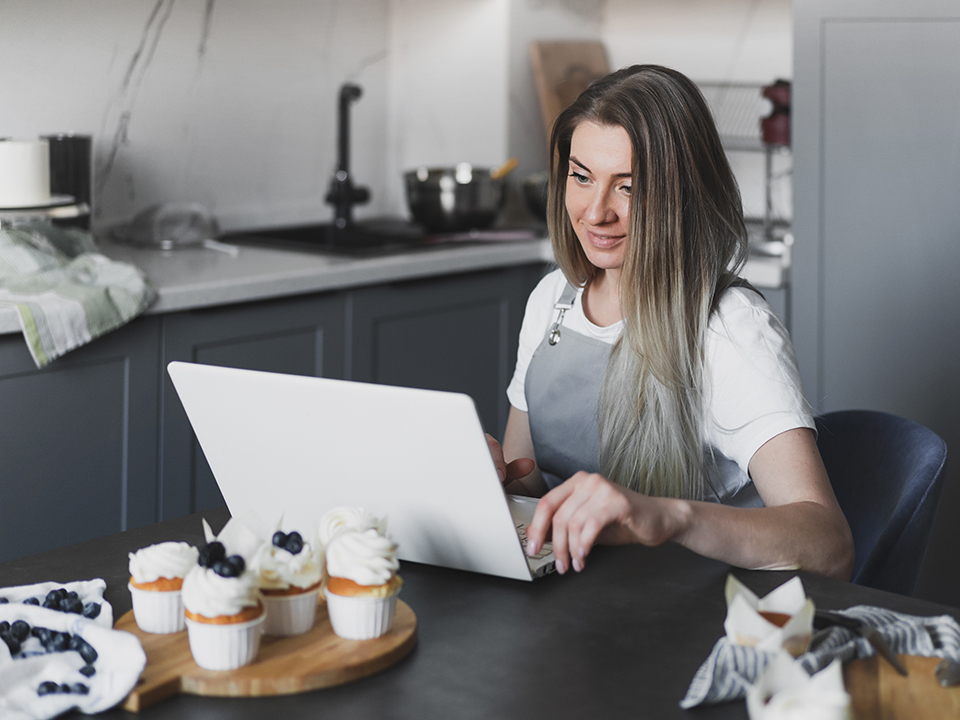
top-left (583, 268), bottom-right (623, 327)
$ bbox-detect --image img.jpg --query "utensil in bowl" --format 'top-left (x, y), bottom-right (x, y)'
top-left (404, 163), bottom-right (506, 233)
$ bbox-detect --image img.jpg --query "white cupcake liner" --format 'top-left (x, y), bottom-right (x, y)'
top-left (185, 611), bottom-right (265, 670)
top-left (261, 588), bottom-right (320, 636)
top-left (128, 583), bottom-right (185, 634)
top-left (324, 589), bottom-right (398, 640)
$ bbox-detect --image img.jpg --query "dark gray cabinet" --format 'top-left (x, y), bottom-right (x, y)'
top-left (0, 261), bottom-right (548, 562)
top-left (0, 317), bottom-right (161, 561)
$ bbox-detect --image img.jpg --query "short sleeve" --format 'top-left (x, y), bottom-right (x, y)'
top-left (704, 289), bottom-right (815, 480)
top-left (506, 269), bottom-right (566, 412)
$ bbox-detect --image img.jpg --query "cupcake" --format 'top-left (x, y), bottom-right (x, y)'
top-left (317, 506), bottom-right (387, 547)
top-left (253, 530), bottom-right (323, 636)
top-left (127, 541), bottom-right (198, 633)
top-left (324, 529), bottom-right (402, 640)
top-left (181, 540), bottom-right (264, 670)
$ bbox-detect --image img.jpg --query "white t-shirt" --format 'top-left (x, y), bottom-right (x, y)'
top-left (506, 269), bottom-right (814, 506)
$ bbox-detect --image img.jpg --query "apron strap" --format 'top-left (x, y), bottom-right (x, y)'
top-left (547, 282), bottom-right (578, 346)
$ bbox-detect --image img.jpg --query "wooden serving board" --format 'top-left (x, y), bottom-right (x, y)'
top-left (115, 599), bottom-right (417, 711)
top-left (844, 655), bottom-right (960, 719)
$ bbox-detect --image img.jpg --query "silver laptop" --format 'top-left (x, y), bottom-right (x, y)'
top-left (167, 361), bottom-right (555, 581)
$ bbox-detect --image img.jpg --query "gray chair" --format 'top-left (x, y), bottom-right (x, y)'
top-left (815, 410), bottom-right (948, 596)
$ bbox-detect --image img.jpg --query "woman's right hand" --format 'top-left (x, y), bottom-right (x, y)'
top-left (485, 434), bottom-right (536, 486)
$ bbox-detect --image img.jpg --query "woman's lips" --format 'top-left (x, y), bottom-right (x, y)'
top-left (586, 229), bottom-right (626, 249)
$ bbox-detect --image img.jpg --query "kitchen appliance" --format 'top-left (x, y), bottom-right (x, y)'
top-left (42, 133), bottom-right (92, 229)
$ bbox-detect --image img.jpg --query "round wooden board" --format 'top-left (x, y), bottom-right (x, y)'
top-left (844, 655), bottom-right (960, 720)
top-left (115, 599), bottom-right (417, 712)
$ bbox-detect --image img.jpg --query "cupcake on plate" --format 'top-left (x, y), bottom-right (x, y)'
top-left (181, 541), bottom-right (264, 670)
top-left (317, 506), bottom-right (387, 548)
top-left (253, 530), bottom-right (323, 636)
top-left (128, 541), bottom-right (199, 633)
top-left (324, 528), bottom-right (402, 640)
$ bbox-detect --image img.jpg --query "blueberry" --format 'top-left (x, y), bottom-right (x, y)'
top-left (11, 620), bottom-right (30, 642)
top-left (65, 591), bottom-right (78, 601)
top-left (0, 621), bottom-right (9, 634)
top-left (198, 541), bottom-right (226, 568)
top-left (1, 632), bottom-right (21, 655)
top-left (68, 635), bottom-right (82, 651)
top-left (33, 627), bottom-right (52, 644)
top-left (23, 597), bottom-right (40, 606)
top-left (60, 683), bottom-right (72, 694)
top-left (45, 589), bottom-right (67, 605)
top-left (211, 560), bottom-right (230, 576)
top-left (0, 597), bottom-right (7, 603)
top-left (79, 664), bottom-right (96, 678)
top-left (82, 602), bottom-right (101, 619)
top-left (227, 554), bottom-right (246, 574)
top-left (71, 683), bottom-right (89, 695)
top-left (60, 596), bottom-right (83, 615)
top-left (42, 597), bottom-right (59, 610)
top-left (75, 637), bottom-right (98, 664)
top-left (284, 532), bottom-right (304, 555)
top-left (272, 531), bottom-right (288, 548)
top-left (48, 632), bottom-right (69, 653)
top-left (37, 681), bottom-right (60, 696)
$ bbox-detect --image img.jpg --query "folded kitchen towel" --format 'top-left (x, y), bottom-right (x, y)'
top-left (681, 605), bottom-right (960, 708)
top-left (0, 579), bottom-right (146, 720)
top-left (0, 222), bottom-right (156, 367)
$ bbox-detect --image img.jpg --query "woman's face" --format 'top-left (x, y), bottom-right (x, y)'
top-left (565, 121), bottom-right (633, 272)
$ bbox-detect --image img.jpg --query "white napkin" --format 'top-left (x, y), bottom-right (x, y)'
top-left (746, 652), bottom-right (851, 720)
top-left (0, 580), bottom-right (145, 720)
top-left (725, 575), bottom-right (814, 657)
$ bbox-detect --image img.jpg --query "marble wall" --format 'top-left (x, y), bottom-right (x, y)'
top-left (0, 0), bottom-right (791, 233)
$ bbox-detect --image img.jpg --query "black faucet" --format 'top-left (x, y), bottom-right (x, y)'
top-left (325, 83), bottom-right (370, 229)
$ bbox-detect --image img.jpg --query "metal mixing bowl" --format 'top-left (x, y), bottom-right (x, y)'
top-left (404, 163), bottom-right (506, 233)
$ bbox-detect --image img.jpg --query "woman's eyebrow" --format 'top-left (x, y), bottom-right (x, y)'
top-left (568, 156), bottom-right (631, 179)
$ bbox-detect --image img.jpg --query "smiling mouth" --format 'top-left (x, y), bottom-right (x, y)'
top-left (586, 230), bottom-right (626, 249)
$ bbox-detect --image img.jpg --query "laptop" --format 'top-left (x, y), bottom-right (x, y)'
top-left (166, 361), bottom-right (555, 581)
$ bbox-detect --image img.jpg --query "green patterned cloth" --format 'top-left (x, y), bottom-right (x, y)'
top-left (0, 222), bottom-right (156, 367)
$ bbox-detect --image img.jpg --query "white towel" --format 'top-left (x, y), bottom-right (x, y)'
top-left (681, 605), bottom-right (960, 708)
top-left (0, 223), bottom-right (156, 367)
top-left (0, 579), bottom-right (145, 719)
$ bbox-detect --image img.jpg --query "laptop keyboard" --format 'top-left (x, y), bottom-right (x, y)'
top-left (515, 523), bottom-right (553, 561)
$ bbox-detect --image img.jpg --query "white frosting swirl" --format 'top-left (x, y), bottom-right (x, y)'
top-left (128, 541), bottom-right (199, 584)
top-left (318, 506), bottom-right (386, 546)
top-left (181, 564), bottom-right (261, 618)
top-left (254, 541), bottom-right (322, 590)
top-left (325, 529), bottom-right (399, 586)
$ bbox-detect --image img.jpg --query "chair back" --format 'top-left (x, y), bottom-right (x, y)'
top-left (815, 410), bottom-right (948, 596)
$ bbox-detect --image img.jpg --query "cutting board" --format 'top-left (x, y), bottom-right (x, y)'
top-left (115, 599), bottom-right (417, 711)
top-left (530, 40), bottom-right (610, 137)
top-left (844, 655), bottom-right (960, 719)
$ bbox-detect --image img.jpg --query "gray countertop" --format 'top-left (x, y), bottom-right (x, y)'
top-left (0, 232), bottom-right (787, 336)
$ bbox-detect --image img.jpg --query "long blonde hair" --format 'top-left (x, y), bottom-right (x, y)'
top-left (548, 65), bottom-right (748, 500)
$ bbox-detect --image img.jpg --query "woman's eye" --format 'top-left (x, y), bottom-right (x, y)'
top-left (621, 184), bottom-right (632, 195)
top-left (568, 171), bottom-right (589, 184)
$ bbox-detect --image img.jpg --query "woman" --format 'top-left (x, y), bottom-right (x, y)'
top-left (489, 65), bottom-right (854, 580)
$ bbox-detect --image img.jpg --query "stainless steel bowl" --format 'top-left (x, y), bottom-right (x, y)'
top-left (404, 163), bottom-right (506, 233)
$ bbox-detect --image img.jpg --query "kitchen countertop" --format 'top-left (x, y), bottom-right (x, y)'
top-left (0, 229), bottom-right (788, 336)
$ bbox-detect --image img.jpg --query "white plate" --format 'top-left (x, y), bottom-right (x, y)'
top-left (0, 194), bottom-right (75, 210)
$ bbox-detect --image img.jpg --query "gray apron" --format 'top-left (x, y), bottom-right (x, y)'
top-left (524, 282), bottom-right (612, 489)
top-left (524, 280), bottom-right (764, 505)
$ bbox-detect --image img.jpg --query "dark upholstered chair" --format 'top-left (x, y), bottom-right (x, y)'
top-left (815, 410), bottom-right (948, 596)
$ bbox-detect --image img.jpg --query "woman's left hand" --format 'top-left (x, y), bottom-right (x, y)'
top-left (524, 471), bottom-right (682, 574)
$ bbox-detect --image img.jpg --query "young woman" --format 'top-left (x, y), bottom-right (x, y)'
top-left (488, 65), bottom-right (854, 580)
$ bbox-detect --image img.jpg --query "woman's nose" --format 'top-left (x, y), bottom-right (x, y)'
top-left (584, 189), bottom-right (617, 224)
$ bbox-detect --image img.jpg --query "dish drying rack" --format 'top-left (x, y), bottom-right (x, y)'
top-left (697, 81), bottom-right (791, 241)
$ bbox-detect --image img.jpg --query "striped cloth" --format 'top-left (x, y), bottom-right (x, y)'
top-left (681, 605), bottom-right (960, 708)
top-left (0, 223), bottom-right (156, 367)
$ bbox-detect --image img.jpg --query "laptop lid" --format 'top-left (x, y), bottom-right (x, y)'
top-left (167, 361), bottom-right (537, 581)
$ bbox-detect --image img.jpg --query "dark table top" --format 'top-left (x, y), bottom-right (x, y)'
top-left (2, 507), bottom-right (958, 719)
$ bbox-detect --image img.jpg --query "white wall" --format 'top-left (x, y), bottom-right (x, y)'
top-left (0, 0), bottom-right (391, 232)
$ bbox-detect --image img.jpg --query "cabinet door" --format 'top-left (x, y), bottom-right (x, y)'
top-left (160, 293), bottom-right (345, 519)
top-left (0, 317), bottom-right (160, 562)
top-left (349, 264), bottom-right (547, 436)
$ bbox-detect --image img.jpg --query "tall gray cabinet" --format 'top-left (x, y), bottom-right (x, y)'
top-left (793, 0), bottom-right (960, 603)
